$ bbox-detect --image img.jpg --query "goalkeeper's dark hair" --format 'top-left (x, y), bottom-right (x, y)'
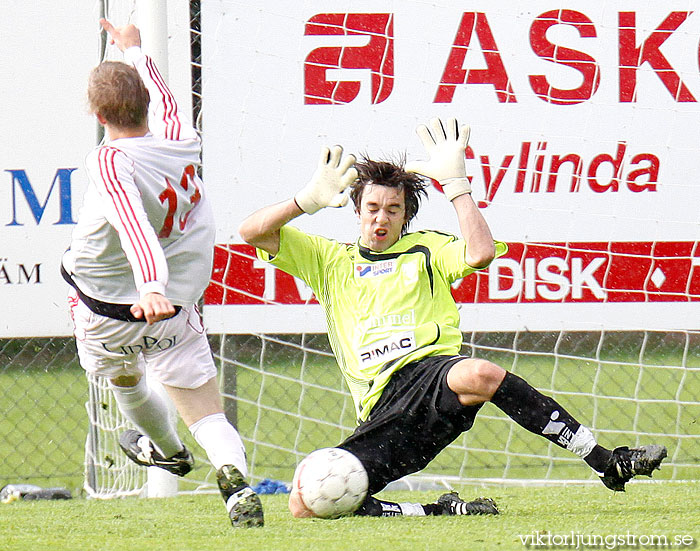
top-left (350, 155), bottom-right (428, 235)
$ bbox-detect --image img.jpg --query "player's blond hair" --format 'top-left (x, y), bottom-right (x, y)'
top-left (88, 61), bottom-right (149, 129)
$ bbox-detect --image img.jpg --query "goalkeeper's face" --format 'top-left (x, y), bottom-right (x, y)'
top-left (357, 184), bottom-right (406, 252)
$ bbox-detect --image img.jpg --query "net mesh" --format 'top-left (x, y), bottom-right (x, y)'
top-left (214, 329), bottom-right (699, 487)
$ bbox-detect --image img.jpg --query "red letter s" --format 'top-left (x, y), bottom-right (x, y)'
top-left (529, 10), bottom-right (600, 105)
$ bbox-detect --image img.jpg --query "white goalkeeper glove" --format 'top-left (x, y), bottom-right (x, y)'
top-left (295, 145), bottom-right (358, 214)
top-left (405, 117), bottom-right (472, 201)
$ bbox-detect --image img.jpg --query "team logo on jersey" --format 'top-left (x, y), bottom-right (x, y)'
top-left (355, 260), bottom-right (396, 278)
top-left (358, 331), bottom-right (416, 365)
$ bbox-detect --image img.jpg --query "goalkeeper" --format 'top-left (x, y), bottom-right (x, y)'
top-left (239, 117), bottom-right (667, 518)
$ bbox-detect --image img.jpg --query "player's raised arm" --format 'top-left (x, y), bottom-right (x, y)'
top-left (239, 145), bottom-right (357, 255)
top-left (101, 18), bottom-right (188, 141)
top-left (100, 18), bottom-right (141, 50)
top-left (406, 117), bottom-right (495, 268)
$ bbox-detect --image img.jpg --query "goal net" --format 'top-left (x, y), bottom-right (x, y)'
top-left (86, 0), bottom-right (699, 498)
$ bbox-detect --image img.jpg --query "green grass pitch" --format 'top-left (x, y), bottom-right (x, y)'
top-left (1, 484), bottom-right (698, 551)
top-left (1, 333), bottom-right (697, 551)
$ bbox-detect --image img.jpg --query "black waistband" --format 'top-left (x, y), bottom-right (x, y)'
top-left (61, 264), bottom-right (181, 323)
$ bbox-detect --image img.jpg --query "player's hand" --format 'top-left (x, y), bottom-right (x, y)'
top-left (100, 18), bottom-right (141, 52)
top-left (294, 146), bottom-right (358, 214)
top-left (405, 117), bottom-right (472, 201)
top-left (130, 293), bottom-right (176, 325)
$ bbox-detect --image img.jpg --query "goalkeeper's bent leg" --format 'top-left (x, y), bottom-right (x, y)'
top-left (354, 496), bottom-right (421, 517)
top-left (489, 372), bottom-right (611, 472)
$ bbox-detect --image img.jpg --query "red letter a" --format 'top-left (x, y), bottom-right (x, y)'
top-left (435, 12), bottom-right (516, 103)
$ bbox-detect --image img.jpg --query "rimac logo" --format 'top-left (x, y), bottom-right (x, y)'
top-left (304, 13), bottom-right (394, 104)
top-left (355, 260), bottom-right (396, 278)
top-left (359, 331), bottom-right (416, 365)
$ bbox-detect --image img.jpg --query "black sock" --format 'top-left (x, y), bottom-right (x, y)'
top-left (422, 503), bottom-right (443, 516)
top-left (354, 496), bottom-right (429, 517)
top-left (354, 496), bottom-right (403, 517)
top-left (490, 372), bottom-right (583, 450)
top-left (583, 444), bottom-right (613, 473)
top-left (491, 372), bottom-right (612, 470)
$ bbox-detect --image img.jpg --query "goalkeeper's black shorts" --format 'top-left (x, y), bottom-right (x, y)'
top-left (338, 355), bottom-right (483, 495)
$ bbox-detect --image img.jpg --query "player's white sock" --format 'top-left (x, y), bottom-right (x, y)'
top-left (109, 378), bottom-right (183, 458)
top-left (189, 412), bottom-right (248, 475)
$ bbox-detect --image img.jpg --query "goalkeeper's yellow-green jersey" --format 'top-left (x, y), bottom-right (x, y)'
top-left (257, 225), bottom-right (507, 422)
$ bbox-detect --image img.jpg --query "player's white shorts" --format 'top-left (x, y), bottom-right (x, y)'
top-left (69, 291), bottom-right (216, 389)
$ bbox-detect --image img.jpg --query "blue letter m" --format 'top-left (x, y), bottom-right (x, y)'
top-left (6, 168), bottom-right (77, 225)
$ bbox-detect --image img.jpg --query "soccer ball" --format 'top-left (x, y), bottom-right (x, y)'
top-left (293, 447), bottom-right (368, 518)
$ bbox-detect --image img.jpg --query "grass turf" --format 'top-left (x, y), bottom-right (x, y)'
top-left (0, 484), bottom-right (697, 551)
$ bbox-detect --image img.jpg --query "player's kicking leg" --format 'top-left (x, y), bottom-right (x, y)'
top-left (119, 429), bottom-right (194, 476)
top-left (110, 375), bottom-right (195, 476)
top-left (122, 413), bottom-right (264, 527)
top-left (167, 378), bottom-right (264, 527)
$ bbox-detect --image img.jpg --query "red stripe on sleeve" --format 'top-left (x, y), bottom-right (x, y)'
top-left (98, 148), bottom-right (157, 282)
top-left (145, 56), bottom-right (181, 140)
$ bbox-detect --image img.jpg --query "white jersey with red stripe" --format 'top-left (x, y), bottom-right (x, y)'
top-left (63, 46), bottom-right (214, 307)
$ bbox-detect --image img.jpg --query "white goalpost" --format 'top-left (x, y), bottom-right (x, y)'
top-left (85, 0), bottom-right (700, 499)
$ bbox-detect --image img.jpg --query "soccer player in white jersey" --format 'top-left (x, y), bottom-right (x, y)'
top-left (239, 118), bottom-right (667, 518)
top-left (62, 19), bottom-right (262, 527)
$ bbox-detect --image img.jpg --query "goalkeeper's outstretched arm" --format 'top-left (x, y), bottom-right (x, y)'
top-left (238, 198), bottom-right (303, 256)
top-left (406, 117), bottom-right (495, 268)
top-left (239, 145), bottom-right (357, 255)
top-left (451, 192), bottom-right (496, 269)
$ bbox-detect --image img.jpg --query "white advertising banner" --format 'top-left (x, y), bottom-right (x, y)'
top-left (4, 3), bottom-right (697, 337)
top-left (0, 6), bottom-right (97, 337)
top-left (0, 3), bottom-right (196, 338)
top-left (202, 1), bottom-right (700, 332)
